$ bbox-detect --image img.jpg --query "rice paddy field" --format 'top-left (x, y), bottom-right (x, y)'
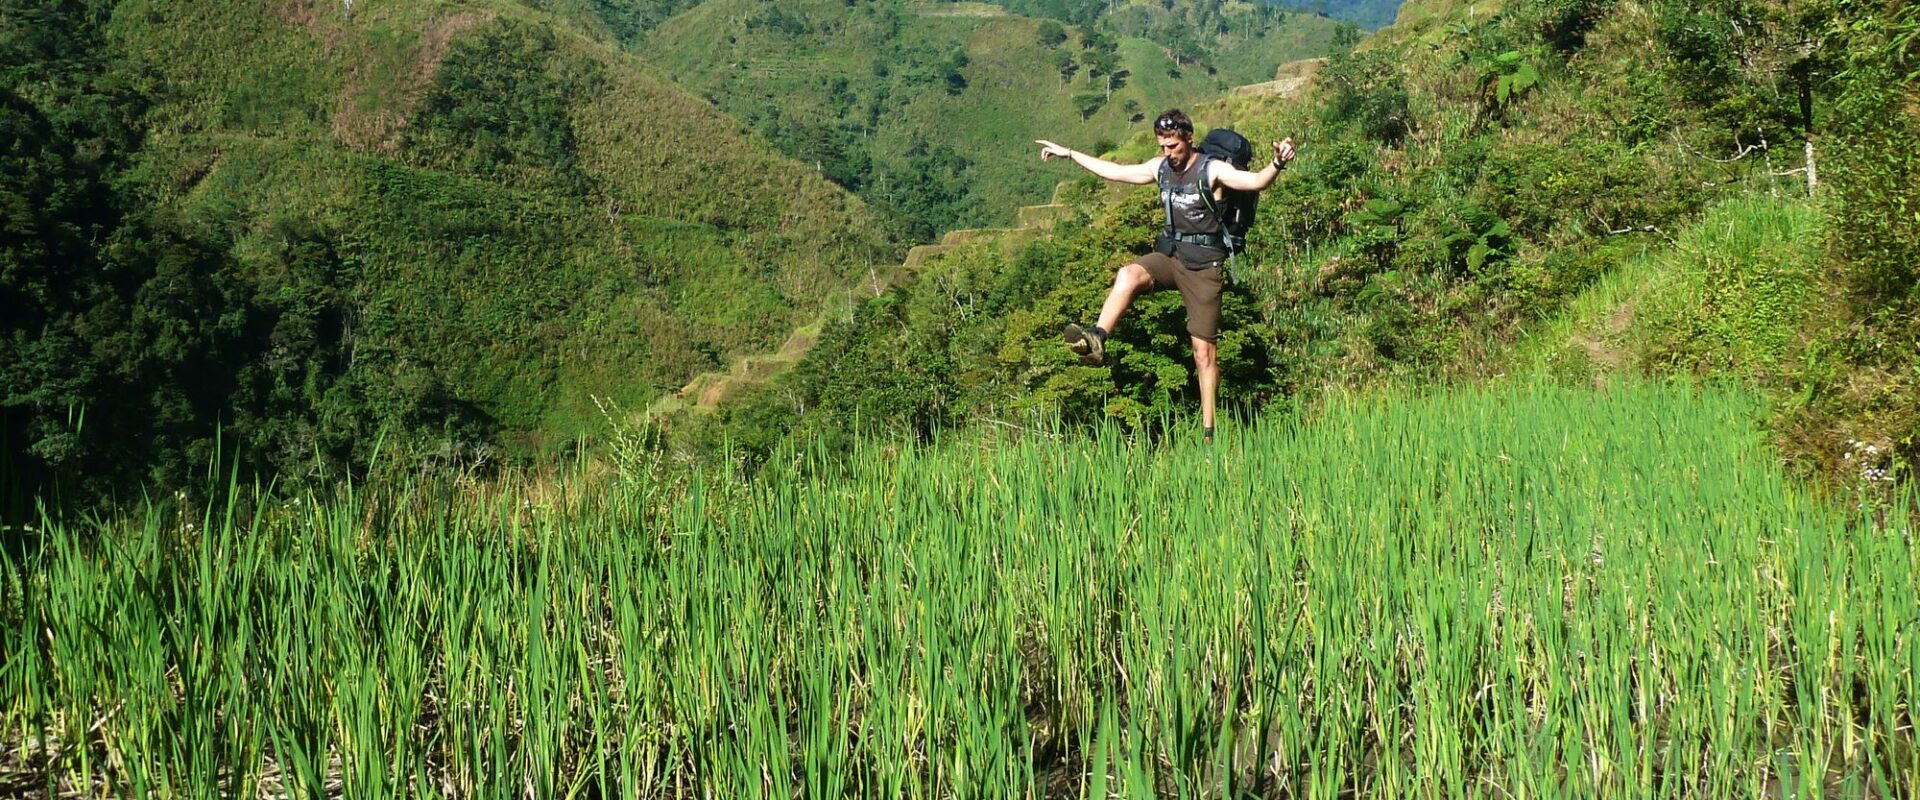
top-left (2, 381), bottom-right (1915, 798)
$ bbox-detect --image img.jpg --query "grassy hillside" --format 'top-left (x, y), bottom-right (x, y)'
top-left (9, 3), bottom-right (1917, 792)
top-left (640, 0), bottom-right (1345, 235)
top-left (147, 0), bottom-right (896, 421)
top-left (3, 0), bottom-right (897, 500)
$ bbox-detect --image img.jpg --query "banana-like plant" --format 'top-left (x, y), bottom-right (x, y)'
top-left (1479, 49), bottom-right (1541, 107)
top-left (1443, 204), bottom-right (1513, 273)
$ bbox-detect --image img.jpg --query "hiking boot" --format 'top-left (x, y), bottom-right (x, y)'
top-left (1063, 323), bottom-right (1106, 366)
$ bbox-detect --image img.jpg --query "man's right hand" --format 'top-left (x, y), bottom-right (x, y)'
top-left (1036, 140), bottom-right (1074, 161)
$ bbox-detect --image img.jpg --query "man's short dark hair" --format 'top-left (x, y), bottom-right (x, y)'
top-left (1153, 109), bottom-right (1194, 137)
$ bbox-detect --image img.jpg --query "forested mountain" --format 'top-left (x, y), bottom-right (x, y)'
top-left (1, 0), bottom-right (896, 507)
top-left (677, 0), bottom-right (1918, 487)
top-left (995, 0), bottom-right (1356, 84)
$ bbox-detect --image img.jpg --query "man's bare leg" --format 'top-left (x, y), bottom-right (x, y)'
top-left (1096, 263), bottom-right (1154, 334)
top-left (1193, 335), bottom-right (1218, 441)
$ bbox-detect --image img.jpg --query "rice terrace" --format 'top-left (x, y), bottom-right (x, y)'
top-left (4, 382), bottom-right (1915, 796)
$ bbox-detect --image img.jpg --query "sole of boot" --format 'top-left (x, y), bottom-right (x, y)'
top-left (1062, 323), bottom-right (1104, 365)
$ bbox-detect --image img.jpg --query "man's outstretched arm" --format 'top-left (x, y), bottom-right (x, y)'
top-left (1036, 140), bottom-right (1160, 185)
top-left (1213, 137), bottom-right (1297, 192)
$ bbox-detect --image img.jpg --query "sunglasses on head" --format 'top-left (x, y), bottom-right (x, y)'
top-left (1154, 117), bottom-right (1186, 133)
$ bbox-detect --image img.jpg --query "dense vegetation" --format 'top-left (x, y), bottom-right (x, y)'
top-left (7, 382), bottom-right (1914, 795)
top-left (682, 0), bottom-right (1918, 491)
top-left (0, 0), bottom-right (1361, 513)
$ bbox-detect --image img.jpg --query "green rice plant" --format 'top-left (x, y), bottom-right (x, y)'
top-left (0, 380), bottom-right (1914, 797)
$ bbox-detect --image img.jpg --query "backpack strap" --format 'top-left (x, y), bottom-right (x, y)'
top-left (1162, 157), bottom-right (1239, 279)
top-left (1164, 156), bottom-right (1227, 236)
top-left (1195, 158), bottom-right (1241, 257)
top-left (1195, 158), bottom-right (1224, 227)
top-left (1158, 157), bottom-right (1174, 236)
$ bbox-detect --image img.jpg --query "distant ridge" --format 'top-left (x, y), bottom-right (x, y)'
top-left (640, 0), bottom-right (1346, 235)
top-left (1275, 0), bottom-right (1405, 30)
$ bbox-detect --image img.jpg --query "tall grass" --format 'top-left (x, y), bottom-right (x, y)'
top-left (3, 381), bottom-right (1914, 797)
top-left (1518, 194), bottom-right (1825, 383)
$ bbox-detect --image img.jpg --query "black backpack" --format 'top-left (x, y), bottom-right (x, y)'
top-left (1194, 128), bottom-right (1258, 255)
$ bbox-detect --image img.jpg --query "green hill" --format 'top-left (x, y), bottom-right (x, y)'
top-left (2, 0), bottom-right (896, 500)
top-left (1091, 0), bottom-right (1361, 84)
top-left (639, 0), bottom-right (1346, 237)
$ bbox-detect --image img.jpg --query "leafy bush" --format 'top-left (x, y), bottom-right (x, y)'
top-left (406, 20), bottom-right (603, 194)
top-left (1320, 49), bottom-right (1412, 146)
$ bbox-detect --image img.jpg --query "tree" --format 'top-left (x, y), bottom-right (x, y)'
top-left (1078, 47), bottom-right (1117, 89)
top-left (1055, 49), bottom-right (1079, 84)
top-left (1654, 0), bottom-right (1824, 153)
top-left (1169, 29), bottom-right (1209, 67)
top-left (1073, 91), bottom-right (1106, 120)
top-left (1037, 20), bottom-right (1067, 48)
top-left (943, 48), bottom-right (970, 95)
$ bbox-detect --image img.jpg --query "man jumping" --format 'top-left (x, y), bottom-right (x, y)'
top-left (1035, 108), bottom-right (1295, 443)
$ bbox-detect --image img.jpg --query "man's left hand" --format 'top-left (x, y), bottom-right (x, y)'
top-left (1271, 137), bottom-right (1296, 167)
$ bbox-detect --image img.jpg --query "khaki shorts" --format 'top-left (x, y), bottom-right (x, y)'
top-left (1135, 252), bottom-right (1224, 341)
